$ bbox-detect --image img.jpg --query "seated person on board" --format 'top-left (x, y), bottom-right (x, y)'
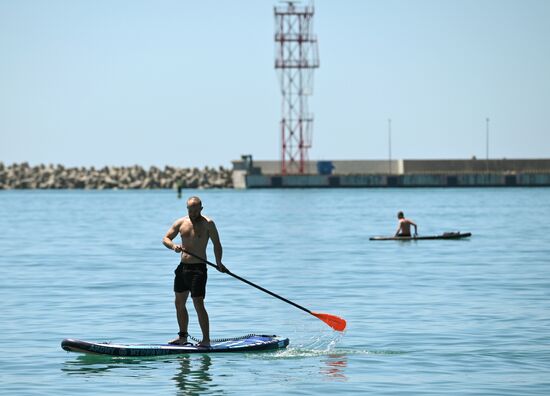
top-left (395, 211), bottom-right (418, 237)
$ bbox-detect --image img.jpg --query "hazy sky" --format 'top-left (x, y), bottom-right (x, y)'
top-left (1, 0), bottom-right (549, 168)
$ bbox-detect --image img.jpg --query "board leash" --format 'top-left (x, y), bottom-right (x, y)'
top-left (187, 333), bottom-right (277, 343)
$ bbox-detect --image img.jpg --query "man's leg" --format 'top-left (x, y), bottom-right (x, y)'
top-left (169, 291), bottom-right (189, 344)
top-left (192, 297), bottom-right (210, 346)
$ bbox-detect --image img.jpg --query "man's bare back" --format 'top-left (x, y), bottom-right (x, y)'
top-left (397, 219), bottom-right (413, 236)
top-left (395, 211), bottom-right (418, 237)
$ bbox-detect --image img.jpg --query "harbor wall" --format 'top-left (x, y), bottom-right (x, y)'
top-left (238, 173), bottom-right (550, 188)
top-left (232, 158), bottom-right (550, 175)
top-left (402, 159), bottom-right (550, 174)
top-left (231, 158), bottom-right (550, 188)
top-left (233, 159), bottom-right (403, 175)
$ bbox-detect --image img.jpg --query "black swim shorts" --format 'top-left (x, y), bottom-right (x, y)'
top-left (174, 262), bottom-right (208, 297)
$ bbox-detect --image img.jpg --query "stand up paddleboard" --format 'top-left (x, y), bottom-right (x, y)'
top-left (61, 334), bottom-right (289, 356)
top-left (369, 232), bottom-right (472, 241)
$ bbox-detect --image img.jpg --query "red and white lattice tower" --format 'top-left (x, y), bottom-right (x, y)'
top-left (274, 1), bottom-right (319, 175)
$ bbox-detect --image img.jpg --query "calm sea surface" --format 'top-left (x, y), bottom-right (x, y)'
top-left (1, 188), bottom-right (550, 395)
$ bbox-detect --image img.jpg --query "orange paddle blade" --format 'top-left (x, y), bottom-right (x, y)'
top-left (311, 312), bottom-right (347, 332)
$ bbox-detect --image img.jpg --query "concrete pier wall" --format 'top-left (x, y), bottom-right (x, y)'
top-left (233, 159), bottom-right (403, 175)
top-left (232, 158), bottom-right (550, 176)
top-left (402, 159), bottom-right (550, 174)
top-left (240, 173), bottom-right (550, 188)
top-left (232, 158), bottom-right (550, 188)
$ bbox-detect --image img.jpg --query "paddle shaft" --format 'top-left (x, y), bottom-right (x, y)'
top-left (183, 249), bottom-right (311, 315)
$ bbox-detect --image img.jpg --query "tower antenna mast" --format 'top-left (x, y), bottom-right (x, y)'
top-left (274, 1), bottom-right (320, 174)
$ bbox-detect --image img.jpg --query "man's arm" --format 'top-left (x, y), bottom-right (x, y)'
top-left (208, 220), bottom-right (227, 272)
top-left (411, 221), bottom-right (418, 236)
top-left (162, 220), bottom-right (183, 253)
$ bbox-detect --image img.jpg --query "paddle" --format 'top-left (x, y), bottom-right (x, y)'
top-left (182, 249), bottom-right (347, 332)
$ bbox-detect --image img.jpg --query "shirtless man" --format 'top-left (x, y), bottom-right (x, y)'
top-left (395, 211), bottom-right (418, 237)
top-left (162, 196), bottom-right (227, 346)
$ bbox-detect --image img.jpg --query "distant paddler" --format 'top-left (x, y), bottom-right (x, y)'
top-left (395, 211), bottom-right (418, 237)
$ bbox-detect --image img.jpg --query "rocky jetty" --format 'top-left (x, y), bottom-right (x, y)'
top-left (0, 162), bottom-right (233, 189)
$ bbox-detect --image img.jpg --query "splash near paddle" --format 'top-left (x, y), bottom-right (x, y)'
top-left (183, 249), bottom-right (347, 332)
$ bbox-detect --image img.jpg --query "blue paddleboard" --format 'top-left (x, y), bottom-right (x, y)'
top-left (61, 334), bottom-right (289, 356)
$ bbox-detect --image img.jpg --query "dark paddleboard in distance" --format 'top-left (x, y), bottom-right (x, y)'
top-left (61, 334), bottom-right (289, 356)
top-left (369, 232), bottom-right (472, 241)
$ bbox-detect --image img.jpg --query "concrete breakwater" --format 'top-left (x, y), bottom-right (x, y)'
top-left (0, 162), bottom-right (233, 189)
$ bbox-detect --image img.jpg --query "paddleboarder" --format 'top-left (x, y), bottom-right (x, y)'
top-left (395, 211), bottom-right (418, 237)
top-left (163, 196), bottom-right (228, 346)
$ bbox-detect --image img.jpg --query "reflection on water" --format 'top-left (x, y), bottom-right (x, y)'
top-left (61, 354), bottom-right (151, 375)
top-left (62, 353), bottom-right (220, 395)
top-left (320, 354), bottom-right (348, 381)
top-left (172, 355), bottom-right (217, 395)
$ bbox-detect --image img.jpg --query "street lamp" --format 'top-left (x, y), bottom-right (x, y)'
top-left (486, 117), bottom-right (490, 174)
top-left (388, 118), bottom-right (392, 174)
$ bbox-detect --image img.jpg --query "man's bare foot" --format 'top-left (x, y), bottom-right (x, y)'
top-left (197, 339), bottom-right (211, 348)
top-left (168, 331), bottom-right (189, 345)
top-left (168, 336), bottom-right (189, 345)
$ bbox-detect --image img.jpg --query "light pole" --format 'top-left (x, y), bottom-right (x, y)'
top-left (486, 117), bottom-right (490, 174)
top-left (388, 118), bottom-right (392, 174)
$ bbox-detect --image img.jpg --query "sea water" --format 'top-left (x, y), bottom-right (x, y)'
top-left (1, 188), bottom-right (549, 395)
